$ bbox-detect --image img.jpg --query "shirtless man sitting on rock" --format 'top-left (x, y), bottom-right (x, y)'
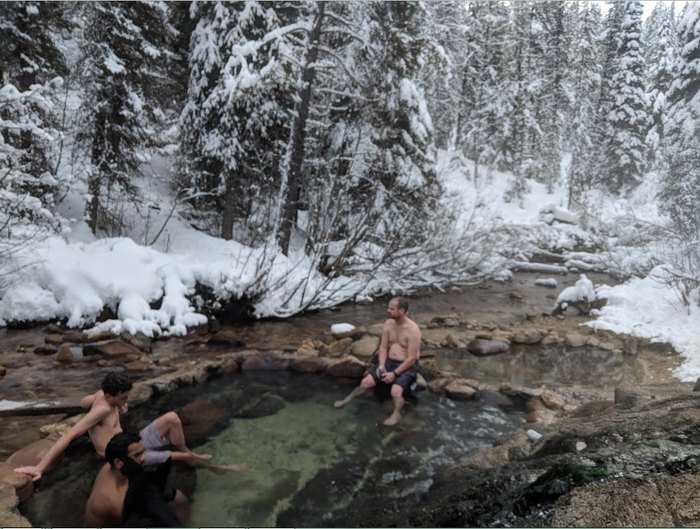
top-left (334, 297), bottom-right (421, 426)
top-left (15, 371), bottom-right (212, 481)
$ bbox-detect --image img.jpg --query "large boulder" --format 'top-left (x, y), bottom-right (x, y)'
top-left (326, 356), bottom-right (367, 378)
top-left (351, 336), bottom-right (379, 358)
top-left (7, 439), bottom-right (61, 472)
top-left (179, 399), bottom-right (230, 445)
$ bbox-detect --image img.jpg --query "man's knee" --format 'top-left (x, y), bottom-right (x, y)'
top-left (159, 411), bottom-right (181, 430)
top-left (390, 384), bottom-right (404, 398)
top-left (360, 374), bottom-right (376, 389)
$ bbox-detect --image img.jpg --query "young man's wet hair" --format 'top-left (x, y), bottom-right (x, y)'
top-left (101, 372), bottom-right (133, 396)
top-left (105, 431), bottom-right (140, 467)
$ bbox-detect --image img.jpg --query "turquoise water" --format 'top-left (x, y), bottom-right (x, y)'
top-left (21, 371), bottom-right (524, 527)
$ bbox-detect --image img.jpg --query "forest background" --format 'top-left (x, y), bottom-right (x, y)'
top-left (0, 1), bottom-right (699, 368)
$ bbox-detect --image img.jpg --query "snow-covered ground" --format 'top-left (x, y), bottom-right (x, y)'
top-left (0, 149), bottom-right (698, 381)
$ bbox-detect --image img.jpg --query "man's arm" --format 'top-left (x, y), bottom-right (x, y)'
top-left (376, 320), bottom-right (391, 375)
top-left (15, 404), bottom-right (111, 481)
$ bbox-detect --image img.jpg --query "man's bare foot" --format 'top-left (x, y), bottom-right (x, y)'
top-left (334, 399), bottom-right (348, 408)
top-left (383, 414), bottom-right (400, 426)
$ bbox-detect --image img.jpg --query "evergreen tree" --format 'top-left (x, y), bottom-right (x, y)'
top-left (659, 2), bottom-right (700, 238)
top-left (75, 1), bottom-right (177, 235)
top-left (642, 2), bottom-right (678, 165)
top-left (180, 1), bottom-right (299, 242)
top-left (595, 1), bottom-right (648, 193)
top-left (567, 2), bottom-right (604, 211)
top-left (456, 0), bottom-right (513, 178)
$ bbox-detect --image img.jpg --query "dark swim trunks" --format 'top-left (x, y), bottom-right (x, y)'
top-left (370, 358), bottom-right (419, 393)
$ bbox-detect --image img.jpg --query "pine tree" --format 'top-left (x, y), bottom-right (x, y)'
top-left (567, 2), bottom-right (604, 211)
top-left (180, 1), bottom-right (298, 242)
top-left (642, 2), bottom-right (678, 166)
top-left (75, 1), bottom-right (177, 235)
top-left (456, 0), bottom-right (513, 177)
top-left (595, 0), bottom-right (648, 193)
top-left (659, 2), bottom-right (700, 238)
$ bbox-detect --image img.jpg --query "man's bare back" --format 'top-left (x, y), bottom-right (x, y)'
top-left (84, 462), bottom-right (126, 526)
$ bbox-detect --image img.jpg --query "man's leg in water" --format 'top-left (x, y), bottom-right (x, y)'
top-left (334, 373), bottom-right (376, 408)
top-left (384, 384), bottom-right (405, 426)
top-left (153, 412), bottom-right (211, 462)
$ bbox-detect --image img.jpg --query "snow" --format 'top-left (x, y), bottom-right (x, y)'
top-left (0, 147), bottom-right (699, 382)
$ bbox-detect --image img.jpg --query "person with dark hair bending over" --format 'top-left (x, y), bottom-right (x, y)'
top-left (85, 431), bottom-right (186, 527)
top-left (15, 371), bottom-right (213, 481)
top-left (334, 297), bottom-right (421, 425)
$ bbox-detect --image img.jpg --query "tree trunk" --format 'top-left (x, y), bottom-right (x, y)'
top-left (279, 1), bottom-right (325, 256)
top-left (221, 175), bottom-right (235, 240)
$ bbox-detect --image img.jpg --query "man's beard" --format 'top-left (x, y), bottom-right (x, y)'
top-left (120, 457), bottom-right (143, 478)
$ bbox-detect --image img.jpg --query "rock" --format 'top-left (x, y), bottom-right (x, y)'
top-left (351, 336), bottom-right (379, 358)
top-left (179, 399), bottom-right (230, 445)
top-left (540, 390), bottom-right (567, 410)
top-left (0, 365), bottom-right (5, 377)
top-left (234, 393), bottom-right (286, 419)
top-left (241, 352), bottom-right (290, 371)
top-left (444, 333), bottom-right (461, 347)
top-left (510, 329), bottom-right (544, 345)
top-left (39, 420), bottom-right (77, 440)
top-left (415, 372), bottom-right (427, 390)
top-left (467, 338), bottom-right (509, 356)
top-left (7, 439), bottom-right (62, 472)
top-left (327, 337), bottom-right (353, 358)
top-left (551, 478), bottom-right (673, 527)
top-left (330, 323), bottom-right (355, 335)
top-left (623, 338), bottom-right (638, 356)
top-left (526, 429), bottom-right (543, 441)
top-left (614, 387), bottom-right (647, 409)
top-left (207, 330), bottom-right (246, 348)
top-left (326, 355), bottom-right (367, 378)
top-left (693, 377), bottom-right (700, 392)
top-left (535, 278), bottom-right (558, 288)
top-left (427, 378), bottom-right (451, 393)
top-left (295, 339), bottom-right (319, 357)
top-left (44, 334), bottom-right (63, 345)
top-left (61, 330), bottom-right (87, 343)
top-left (55, 344), bottom-right (74, 363)
top-left (84, 329), bottom-right (114, 342)
top-left (445, 379), bottom-right (479, 400)
top-left (33, 344), bottom-right (57, 355)
top-left (83, 339), bottom-right (141, 357)
top-left (541, 333), bottom-right (560, 345)
top-left (290, 356), bottom-right (326, 373)
top-left (122, 331), bottom-right (153, 352)
top-left (0, 462), bottom-right (34, 503)
top-left (565, 333), bottom-right (588, 347)
top-left (124, 359), bottom-right (151, 372)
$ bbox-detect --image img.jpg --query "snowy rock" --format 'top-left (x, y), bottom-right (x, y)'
top-left (535, 278), bottom-right (558, 288)
top-left (526, 429), bottom-right (543, 441)
top-left (539, 204), bottom-right (578, 225)
top-left (553, 274), bottom-right (596, 315)
top-left (330, 323), bottom-right (355, 335)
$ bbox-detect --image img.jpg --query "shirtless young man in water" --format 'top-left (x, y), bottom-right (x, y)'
top-left (15, 372), bottom-right (213, 481)
top-left (334, 297), bottom-right (421, 425)
top-left (85, 432), bottom-right (187, 527)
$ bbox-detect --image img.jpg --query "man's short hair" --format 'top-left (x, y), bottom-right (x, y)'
top-left (392, 297), bottom-right (409, 313)
top-left (105, 432), bottom-right (140, 467)
top-left (102, 372), bottom-right (133, 396)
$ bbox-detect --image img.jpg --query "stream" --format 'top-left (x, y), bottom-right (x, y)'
top-left (0, 272), bottom-right (682, 526)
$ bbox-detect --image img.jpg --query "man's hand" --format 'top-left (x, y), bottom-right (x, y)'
top-left (383, 371), bottom-right (396, 383)
top-left (14, 466), bottom-right (42, 482)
